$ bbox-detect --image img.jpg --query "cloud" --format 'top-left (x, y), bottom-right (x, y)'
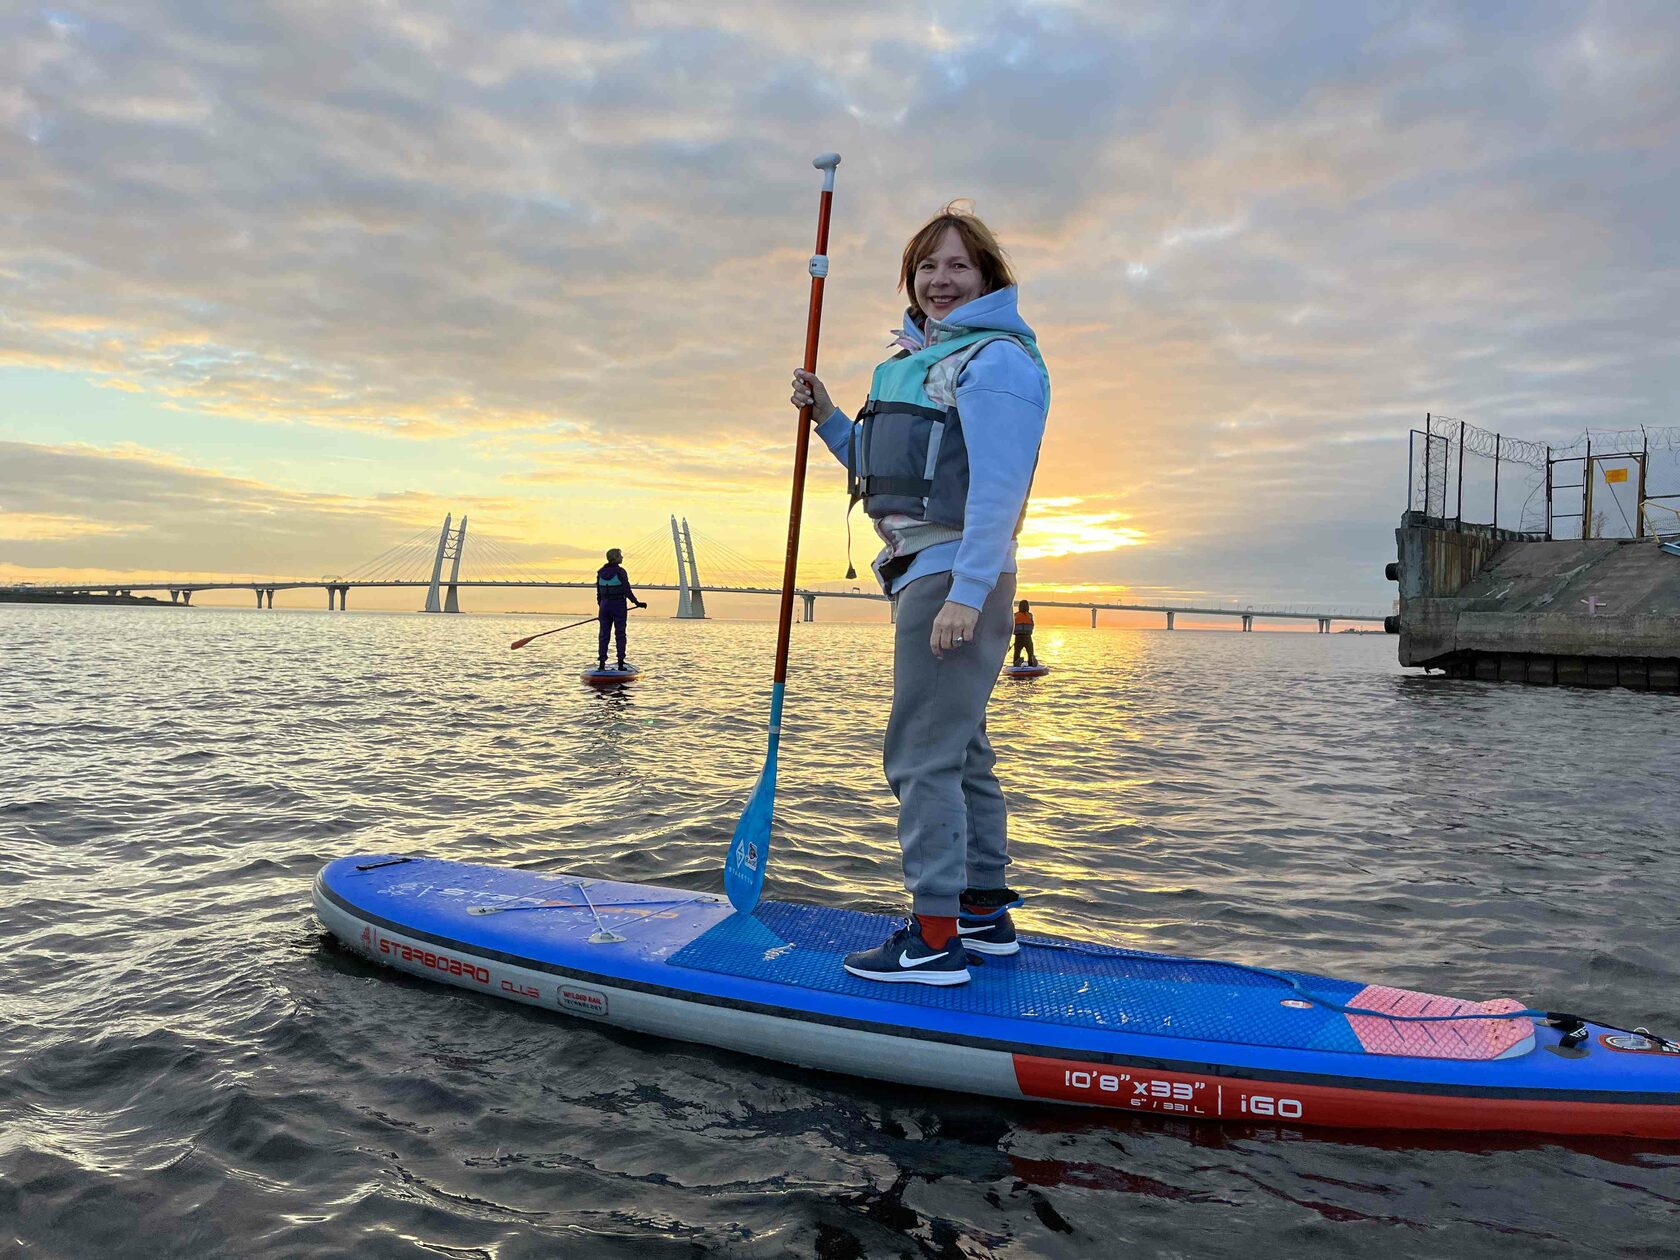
top-left (2, 1), bottom-right (1677, 604)
top-left (0, 439), bottom-right (598, 580)
top-left (1017, 496), bottom-right (1146, 561)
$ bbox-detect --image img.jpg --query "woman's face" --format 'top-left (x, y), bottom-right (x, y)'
top-left (913, 225), bottom-right (984, 322)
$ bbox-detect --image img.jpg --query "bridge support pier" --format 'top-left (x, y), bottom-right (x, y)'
top-left (266, 588), bottom-right (275, 609)
top-left (889, 595), bottom-right (897, 624)
top-left (1090, 607), bottom-right (1097, 628)
top-left (671, 517), bottom-right (693, 618)
top-left (1318, 617), bottom-right (1331, 634)
top-left (1241, 614), bottom-right (1253, 632)
top-left (681, 518), bottom-right (707, 619)
top-left (1166, 610), bottom-right (1175, 630)
top-left (801, 593), bottom-right (816, 622)
top-left (424, 513), bottom-right (466, 613)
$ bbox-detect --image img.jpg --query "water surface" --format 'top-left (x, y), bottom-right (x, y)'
top-left (3, 605), bottom-right (1677, 1257)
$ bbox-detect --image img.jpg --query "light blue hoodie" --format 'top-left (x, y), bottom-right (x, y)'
top-left (815, 285), bottom-right (1049, 610)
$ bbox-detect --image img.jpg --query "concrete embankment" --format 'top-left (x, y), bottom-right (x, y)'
top-left (1390, 514), bottom-right (1680, 690)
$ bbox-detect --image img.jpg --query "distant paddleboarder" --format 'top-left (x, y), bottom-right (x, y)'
top-left (792, 203), bottom-right (1050, 985)
top-left (595, 548), bottom-right (646, 671)
top-left (1011, 599), bottom-right (1039, 667)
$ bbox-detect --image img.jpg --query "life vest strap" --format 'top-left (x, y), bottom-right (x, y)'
top-left (862, 474), bottom-right (933, 499)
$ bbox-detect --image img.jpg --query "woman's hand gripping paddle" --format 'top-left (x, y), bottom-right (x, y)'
top-left (726, 152), bottom-right (840, 914)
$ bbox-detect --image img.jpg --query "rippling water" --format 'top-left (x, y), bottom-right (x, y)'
top-left (4, 603), bottom-right (1678, 1257)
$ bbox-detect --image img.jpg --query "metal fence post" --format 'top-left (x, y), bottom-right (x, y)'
top-left (1582, 436), bottom-right (1593, 540)
top-left (1455, 418), bottom-right (1465, 525)
top-left (1423, 414), bottom-right (1432, 522)
top-left (1637, 426), bottom-right (1649, 538)
top-left (1492, 433), bottom-right (1501, 529)
top-left (1545, 446), bottom-right (1553, 540)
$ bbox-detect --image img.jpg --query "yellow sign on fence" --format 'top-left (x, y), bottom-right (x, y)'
top-left (1604, 468), bottom-right (1629, 484)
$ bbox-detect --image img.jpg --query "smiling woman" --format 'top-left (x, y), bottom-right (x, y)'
top-left (790, 201), bottom-right (1053, 984)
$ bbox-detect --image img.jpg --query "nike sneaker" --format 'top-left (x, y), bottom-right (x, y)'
top-left (842, 919), bottom-right (971, 986)
top-left (958, 888), bottom-right (1024, 956)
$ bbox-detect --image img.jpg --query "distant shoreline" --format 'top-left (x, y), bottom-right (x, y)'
top-left (0, 591), bottom-right (178, 607)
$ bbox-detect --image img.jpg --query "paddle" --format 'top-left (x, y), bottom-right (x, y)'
top-left (725, 152), bottom-right (841, 914)
top-left (509, 614), bottom-right (601, 651)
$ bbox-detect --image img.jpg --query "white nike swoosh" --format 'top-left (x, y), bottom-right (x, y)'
top-left (957, 922), bottom-right (995, 935)
top-left (897, 949), bottom-right (949, 967)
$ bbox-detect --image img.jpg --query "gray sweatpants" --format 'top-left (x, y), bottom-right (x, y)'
top-left (883, 570), bottom-right (1017, 917)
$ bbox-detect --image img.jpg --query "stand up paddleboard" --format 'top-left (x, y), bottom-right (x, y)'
top-left (315, 855), bottom-right (1680, 1139)
top-left (1003, 664), bottom-right (1051, 679)
top-left (582, 664), bottom-right (640, 686)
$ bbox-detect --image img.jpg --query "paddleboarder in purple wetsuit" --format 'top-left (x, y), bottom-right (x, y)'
top-left (791, 204), bottom-right (1050, 986)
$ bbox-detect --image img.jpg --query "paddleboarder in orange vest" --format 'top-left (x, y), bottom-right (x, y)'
top-left (1012, 599), bottom-right (1038, 667)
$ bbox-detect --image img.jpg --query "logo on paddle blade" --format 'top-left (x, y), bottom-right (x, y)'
top-left (746, 843), bottom-right (759, 868)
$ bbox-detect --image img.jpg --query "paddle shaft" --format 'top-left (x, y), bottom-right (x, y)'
top-left (724, 155), bottom-right (839, 914)
top-left (510, 610), bottom-right (617, 650)
top-left (772, 167), bottom-right (838, 686)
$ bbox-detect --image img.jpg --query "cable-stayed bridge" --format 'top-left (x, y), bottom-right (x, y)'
top-left (5, 514), bottom-right (1388, 630)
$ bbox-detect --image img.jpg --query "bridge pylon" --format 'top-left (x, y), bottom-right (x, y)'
top-left (672, 515), bottom-right (708, 618)
top-left (424, 514), bottom-right (468, 613)
top-left (670, 516), bottom-right (693, 618)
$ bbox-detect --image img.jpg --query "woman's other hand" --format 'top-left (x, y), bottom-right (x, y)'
top-left (930, 601), bottom-right (980, 658)
top-left (790, 369), bottom-right (834, 422)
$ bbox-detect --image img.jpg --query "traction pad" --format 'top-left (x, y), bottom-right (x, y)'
top-left (668, 902), bottom-right (1534, 1061)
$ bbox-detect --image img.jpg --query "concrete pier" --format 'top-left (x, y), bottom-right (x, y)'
top-left (1389, 513), bottom-right (1680, 691)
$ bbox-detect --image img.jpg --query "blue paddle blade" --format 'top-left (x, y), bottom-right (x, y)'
top-left (726, 682), bottom-right (786, 914)
top-left (726, 753), bottom-right (776, 912)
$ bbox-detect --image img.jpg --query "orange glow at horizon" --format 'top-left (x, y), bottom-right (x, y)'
top-left (1017, 497), bottom-right (1147, 561)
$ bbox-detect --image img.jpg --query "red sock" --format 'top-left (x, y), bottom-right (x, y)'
top-left (916, 915), bottom-right (958, 950)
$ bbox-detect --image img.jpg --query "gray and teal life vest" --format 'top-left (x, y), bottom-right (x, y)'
top-left (849, 327), bottom-right (1050, 532)
top-left (595, 564), bottom-right (632, 603)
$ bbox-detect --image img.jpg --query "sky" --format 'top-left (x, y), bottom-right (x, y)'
top-left (2, 1), bottom-right (1677, 620)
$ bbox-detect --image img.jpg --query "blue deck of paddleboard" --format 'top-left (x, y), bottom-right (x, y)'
top-left (326, 856), bottom-right (1655, 1092)
top-left (668, 901), bottom-right (1367, 1054)
top-left (320, 857), bottom-right (1404, 1064)
top-left (317, 856), bottom-right (1680, 1121)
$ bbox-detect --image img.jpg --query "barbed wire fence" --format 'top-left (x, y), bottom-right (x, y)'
top-left (1409, 414), bottom-right (1680, 540)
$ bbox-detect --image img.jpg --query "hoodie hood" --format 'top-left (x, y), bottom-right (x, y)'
top-left (893, 286), bottom-right (1036, 351)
